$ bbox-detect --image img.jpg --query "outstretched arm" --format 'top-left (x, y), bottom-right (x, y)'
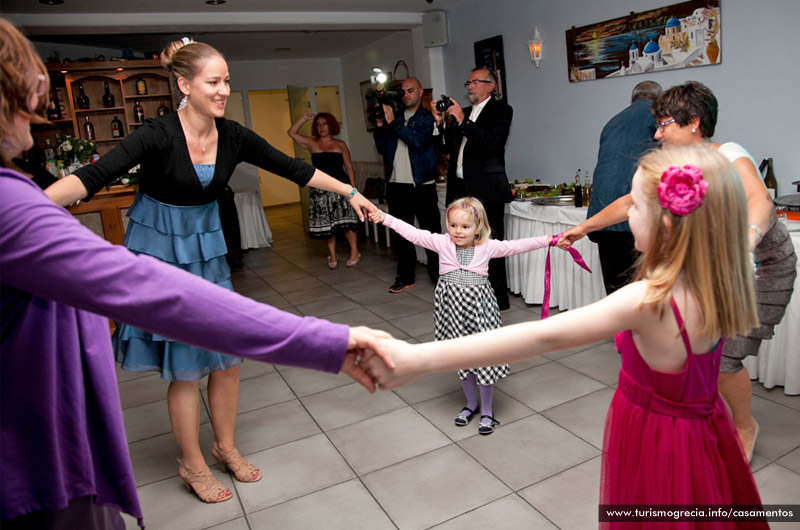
top-left (306, 169), bottom-right (376, 221)
top-left (363, 283), bottom-right (645, 389)
top-left (557, 193), bottom-right (632, 249)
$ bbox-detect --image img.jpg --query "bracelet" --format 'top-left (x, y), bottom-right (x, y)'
top-left (748, 224), bottom-right (764, 240)
top-left (347, 187), bottom-right (358, 199)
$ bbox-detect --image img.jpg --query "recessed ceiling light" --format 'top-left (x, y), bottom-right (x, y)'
top-left (274, 48), bottom-right (291, 53)
top-left (39, 0), bottom-right (65, 5)
top-left (205, 0), bottom-right (226, 4)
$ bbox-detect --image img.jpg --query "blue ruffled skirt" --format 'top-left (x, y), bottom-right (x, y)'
top-left (113, 193), bottom-right (242, 381)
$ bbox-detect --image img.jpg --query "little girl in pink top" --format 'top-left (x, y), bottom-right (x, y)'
top-left (372, 197), bottom-right (553, 434)
top-left (366, 146), bottom-right (766, 528)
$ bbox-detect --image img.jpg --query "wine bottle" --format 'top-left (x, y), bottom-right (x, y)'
top-left (763, 158), bottom-right (778, 200)
top-left (76, 83), bottom-right (90, 109)
top-left (110, 116), bottom-right (124, 138)
top-left (133, 100), bottom-right (145, 123)
top-left (83, 116), bottom-right (95, 141)
top-left (583, 170), bottom-right (591, 204)
top-left (43, 139), bottom-right (56, 161)
top-left (574, 170), bottom-right (583, 207)
top-left (136, 75), bottom-right (148, 96)
top-left (157, 100), bottom-right (169, 116)
top-left (47, 90), bottom-right (62, 120)
top-left (102, 81), bottom-right (115, 108)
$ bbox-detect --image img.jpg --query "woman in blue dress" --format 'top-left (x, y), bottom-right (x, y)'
top-left (45, 38), bottom-right (376, 503)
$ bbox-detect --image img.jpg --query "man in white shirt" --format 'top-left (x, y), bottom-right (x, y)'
top-left (373, 77), bottom-right (441, 293)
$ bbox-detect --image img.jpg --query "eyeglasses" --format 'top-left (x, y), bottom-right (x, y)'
top-left (657, 118), bottom-right (677, 132)
top-left (464, 79), bottom-right (492, 88)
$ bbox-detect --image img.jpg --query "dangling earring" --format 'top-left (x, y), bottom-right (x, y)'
top-left (177, 95), bottom-right (188, 111)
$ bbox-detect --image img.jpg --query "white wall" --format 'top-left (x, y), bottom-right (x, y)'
top-left (340, 31), bottom-right (416, 161)
top-left (440, 0), bottom-right (800, 193)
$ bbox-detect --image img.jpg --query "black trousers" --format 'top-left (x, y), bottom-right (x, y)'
top-left (446, 178), bottom-right (510, 310)
top-left (588, 230), bottom-right (639, 295)
top-left (386, 181), bottom-right (441, 284)
top-left (218, 185), bottom-right (244, 269)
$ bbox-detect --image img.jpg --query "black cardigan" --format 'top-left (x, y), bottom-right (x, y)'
top-left (75, 112), bottom-right (315, 206)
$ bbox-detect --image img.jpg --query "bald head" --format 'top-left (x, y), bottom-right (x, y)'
top-left (401, 77), bottom-right (423, 112)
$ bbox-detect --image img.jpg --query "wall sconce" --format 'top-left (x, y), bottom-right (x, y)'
top-left (528, 26), bottom-right (543, 67)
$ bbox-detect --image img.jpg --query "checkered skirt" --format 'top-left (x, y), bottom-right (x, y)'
top-left (433, 249), bottom-right (509, 385)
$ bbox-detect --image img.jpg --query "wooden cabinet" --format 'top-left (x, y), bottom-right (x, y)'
top-left (67, 185), bottom-right (137, 245)
top-left (34, 59), bottom-right (176, 157)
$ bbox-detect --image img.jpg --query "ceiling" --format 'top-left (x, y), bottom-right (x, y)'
top-left (2, 0), bottom-right (467, 61)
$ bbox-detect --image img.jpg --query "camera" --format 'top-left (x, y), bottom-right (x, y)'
top-left (435, 94), bottom-right (453, 113)
top-left (364, 86), bottom-right (405, 124)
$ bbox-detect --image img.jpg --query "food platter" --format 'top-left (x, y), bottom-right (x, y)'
top-left (530, 195), bottom-right (574, 206)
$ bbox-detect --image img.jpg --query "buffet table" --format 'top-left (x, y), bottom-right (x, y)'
top-left (743, 222), bottom-right (800, 395)
top-left (505, 201), bottom-right (606, 311)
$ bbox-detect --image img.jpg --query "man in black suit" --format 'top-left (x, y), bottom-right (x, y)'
top-left (433, 67), bottom-right (514, 309)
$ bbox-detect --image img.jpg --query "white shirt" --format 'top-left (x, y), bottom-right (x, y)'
top-left (390, 110), bottom-right (415, 184)
top-left (456, 97), bottom-right (491, 179)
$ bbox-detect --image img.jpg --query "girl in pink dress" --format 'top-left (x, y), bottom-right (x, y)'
top-left (365, 145), bottom-right (767, 528)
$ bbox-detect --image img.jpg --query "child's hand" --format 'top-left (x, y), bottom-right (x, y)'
top-left (369, 210), bottom-right (386, 223)
top-left (360, 338), bottom-right (427, 390)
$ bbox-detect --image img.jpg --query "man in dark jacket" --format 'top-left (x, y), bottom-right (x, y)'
top-left (433, 67), bottom-right (513, 309)
top-left (374, 77), bottom-right (441, 293)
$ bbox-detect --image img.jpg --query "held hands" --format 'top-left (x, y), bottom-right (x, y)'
top-left (369, 209), bottom-right (386, 224)
top-left (359, 338), bottom-right (428, 391)
top-left (341, 326), bottom-right (395, 393)
top-left (556, 225), bottom-right (586, 250)
top-left (347, 189), bottom-right (378, 222)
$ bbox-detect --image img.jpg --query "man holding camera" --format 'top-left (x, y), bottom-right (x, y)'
top-left (433, 67), bottom-right (514, 310)
top-left (373, 77), bottom-right (441, 293)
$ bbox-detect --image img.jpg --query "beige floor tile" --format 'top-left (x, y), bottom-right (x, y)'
top-left (362, 445), bottom-right (511, 530)
top-left (118, 373), bottom-right (170, 409)
top-left (321, 306), bottom-right (384, 326)
top-left (128, 424), bottom-right (216, 486)
top-left (542, 387), bottom-right (615, 449)
top-left (201, 372), bottom-right (294, 415)
top-left (122, 398), bottom-right (207, 444)
top-left (235, 434), bottom-right (355, 513)
top-left (280, 365), bottom-right (355, 397)
top-left (366, 295), bottom-right (435, 320)
top-left (460, 414), bottom-right (600, 490)
top-left (294, 296), bottom-right (361, 317)
top-left (301, 381), bottom-right (406, 430)
top-left (432, 494), bottom-right (558, 530)
top-left (204, 518), bottom-right (250, 530)
top-left (776, 446), bottom-right (800, 473)
top-left (328, 407), bottom-right (450, 474)
top-left (247, 480), bottom-right (395, 530)
top-left (392, 371), bottom-right (463, 404)
top-left (414, 389), bottom-right (536, 442)
top-left (519, 456), bottom-right (602, 530)
top-left (750, 395), bottom-right (800, 460)
top-left (753, 462), bottom-right (800, 506)
top-left (231, 400), bottom-right (321, 456)
top-left (751, 382), bottom-right (800, 412)
top-left (497, 362), bottom-right (606, 412)
top-left (389, 311), bottom-right (436, 338)
top-left (280, 284), bottom-right (340, 305)
top-left (557, 341), bottom-right (621, 386)
top-left (136, 473), bottom-right (241, 530)
top-left (237, 358), bottom-right (276, 380)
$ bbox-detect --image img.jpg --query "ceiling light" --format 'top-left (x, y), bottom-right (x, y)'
top-left (274, 48), bottom-right (291, 53)
top-left (205, 0), bottom-right (226, 5)
top-left (39, 0), bottom-right (65, 5)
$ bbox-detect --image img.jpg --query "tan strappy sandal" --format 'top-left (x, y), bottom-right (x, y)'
top-left (177, 459), bottom-right (232, 503)
top-left (211, 445), bottom-right (262, 483)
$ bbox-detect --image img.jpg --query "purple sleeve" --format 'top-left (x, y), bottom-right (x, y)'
top-left (0, 172), bottom-right (347, 373)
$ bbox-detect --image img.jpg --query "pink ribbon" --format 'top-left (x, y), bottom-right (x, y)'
top-left (541, 233), bottom-right (592, 319)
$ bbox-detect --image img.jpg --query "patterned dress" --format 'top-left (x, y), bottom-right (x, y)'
top-left (308, 152), bottom-right (360, 239)
top-left (434, 247), bottom-right (509, 385)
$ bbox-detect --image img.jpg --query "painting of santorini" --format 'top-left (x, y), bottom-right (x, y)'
top-left (565, 0), bottom-right (721, 83)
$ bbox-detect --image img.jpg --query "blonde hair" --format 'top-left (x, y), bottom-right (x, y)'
top-left (160, 39), bottom-right (223, 94)
top-left (634, 145), bottom-right (758, 338)
top-left (446, 197), bottom-right (491, 244)
top-left (0, 17), bottom-right (49, 161)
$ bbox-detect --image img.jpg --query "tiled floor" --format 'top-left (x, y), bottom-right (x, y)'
top-left (120, 204), bottom-right (800, 530)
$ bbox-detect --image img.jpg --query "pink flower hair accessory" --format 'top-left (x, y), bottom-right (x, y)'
top-left (657, 164), bottom-right (708, 216)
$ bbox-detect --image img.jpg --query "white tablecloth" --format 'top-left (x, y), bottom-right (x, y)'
top-left (743, 223), bottom-right (800, 395)
top-left (505, 202), bottom-right (606, 310)
top-left (233, 189), bottom-right (272, 249)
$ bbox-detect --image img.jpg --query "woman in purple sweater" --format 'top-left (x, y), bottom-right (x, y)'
top-left (0, 18), bottom-right (386, 529)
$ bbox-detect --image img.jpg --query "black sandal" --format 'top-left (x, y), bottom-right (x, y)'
top-left (454, 407), bottom-right (477, 427)
top-left (478, 415), bottom-right (500, 435)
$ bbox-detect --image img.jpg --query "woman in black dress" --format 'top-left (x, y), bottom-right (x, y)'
top-left (288, 112), bottom-right (361, 267)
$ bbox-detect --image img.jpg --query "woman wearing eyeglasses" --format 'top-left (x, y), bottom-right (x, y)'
top-left (559, 81), bottom-right (796, 463)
